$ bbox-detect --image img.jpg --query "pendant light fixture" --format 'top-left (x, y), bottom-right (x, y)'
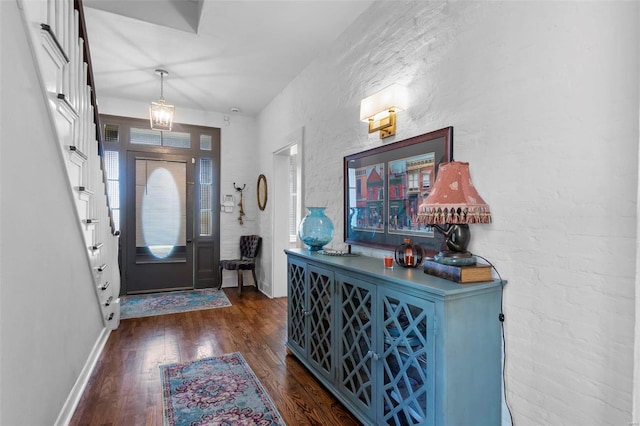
top-left (149, 69), bottom-right (175, 131)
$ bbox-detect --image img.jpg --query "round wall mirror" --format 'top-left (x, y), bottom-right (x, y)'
top-left (257, 174), bottom-right (268, 210)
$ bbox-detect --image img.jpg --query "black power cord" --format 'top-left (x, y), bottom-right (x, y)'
top-left (473, 253), bottom-right (514, 426)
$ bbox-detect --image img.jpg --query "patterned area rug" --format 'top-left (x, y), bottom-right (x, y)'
top-left (160, 353), bottom-right (286, 426)
top-left (120, 289), bottom-right (231, 319)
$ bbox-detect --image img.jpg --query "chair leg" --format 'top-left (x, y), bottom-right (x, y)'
top-left (218, 266), bottom-right (224, 290)
top-left (251, 268), bottom-right (258, 291)
top-left (237, 270), bottom-right (243, 294)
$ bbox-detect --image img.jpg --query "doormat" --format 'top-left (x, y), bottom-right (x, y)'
top-left (160, 352), bottom-right (286, 426)
top-left (120, 288), bottom-right (231, 319)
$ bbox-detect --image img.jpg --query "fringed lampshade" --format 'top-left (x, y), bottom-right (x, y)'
top-left (417, 161), bottom-right (491, 265)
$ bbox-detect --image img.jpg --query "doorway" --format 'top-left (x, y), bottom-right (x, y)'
top-left (272, 129), bottom-right (303, 298)
top-left (100, 115), bottom-right (221, 295)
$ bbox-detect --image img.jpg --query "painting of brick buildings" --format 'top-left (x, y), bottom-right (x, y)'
top-left (344, 127), bottom-right (452, 250)
top-left (350, 163), bottom-right (385, 232)
top-left (388, 152), bottom-right (436, 236)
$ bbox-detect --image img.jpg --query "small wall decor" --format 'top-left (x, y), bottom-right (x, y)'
top-left (257, 174), bottom-right (268, 211)
top-left (234, 183), bottom-right (246, 224)
top-left (344, 126), bottom-right (453, 254)
top-left (222, 195), bottom-right (234, 213)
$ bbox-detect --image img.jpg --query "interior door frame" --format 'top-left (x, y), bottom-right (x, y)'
top-left (100, 115), bottom-right (221, 295)
top-left (271, 128), bottom-right (304, 298)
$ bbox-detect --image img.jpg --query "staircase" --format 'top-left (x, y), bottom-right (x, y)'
top-left (20, 0), bottom-right (121, 329)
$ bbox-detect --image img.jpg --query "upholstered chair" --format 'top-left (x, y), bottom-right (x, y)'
top-left (218, 235), bottom-right (261, 294)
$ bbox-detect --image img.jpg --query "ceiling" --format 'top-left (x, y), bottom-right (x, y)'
top-left (82, 0), bottom-right (374, 117)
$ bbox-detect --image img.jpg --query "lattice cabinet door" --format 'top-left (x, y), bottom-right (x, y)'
top-left (307, 265), bottom-right (334, 380)
top-left (378, 288), bottom-right (435, 426)
top-left (287, 257), bottom-right (308, 355)
top-left (336, 273), bottom-right (377, 420)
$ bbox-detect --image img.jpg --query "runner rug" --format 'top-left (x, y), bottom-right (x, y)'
top-left (160, 352), bottom-right (286, 426)
top-left (120, 288), bottom-right (231, 319)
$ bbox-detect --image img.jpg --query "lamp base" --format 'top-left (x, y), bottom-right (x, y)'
top-left (433, 250), bottom-right (477, 266)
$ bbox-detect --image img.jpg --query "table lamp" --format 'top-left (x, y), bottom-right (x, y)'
top-left (417, 161), bottom-right (491, 265)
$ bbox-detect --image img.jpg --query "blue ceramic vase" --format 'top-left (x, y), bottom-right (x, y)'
top-left (298, 207), bottom-right (334, 251)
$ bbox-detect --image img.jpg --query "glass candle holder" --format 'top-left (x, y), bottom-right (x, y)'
top-left (394, 238), bottom-right (424, 268)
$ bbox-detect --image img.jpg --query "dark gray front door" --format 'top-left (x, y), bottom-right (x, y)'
top-left (125, 151), bottom-right (194, 293)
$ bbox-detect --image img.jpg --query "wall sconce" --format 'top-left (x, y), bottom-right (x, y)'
top-left (149, 69), bottom-right (175, 131)
top-left (360, 84), bottom-right (408, 139)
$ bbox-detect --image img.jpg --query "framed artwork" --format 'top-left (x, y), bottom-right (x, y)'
top-left (344, 126), bottom-right (453, 253)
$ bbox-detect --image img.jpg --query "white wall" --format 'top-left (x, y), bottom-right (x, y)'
top-left (97, 97), bottom-right (262, 289)
top-left (257, 1), bottom-right (639, 425)
top-left (1, 1), bottom-right (105, 423)
top-left (635, 3), bottom-right (640, 422)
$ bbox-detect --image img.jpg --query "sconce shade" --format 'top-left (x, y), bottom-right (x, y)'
top-left (360, 84), bottom-right (407, 139)
top-left (359, 84), bottom-right (408, 122)
top-left (417, 161), bottom-right (491, 225)
top-left (149, 69), bottom-right (174, 131)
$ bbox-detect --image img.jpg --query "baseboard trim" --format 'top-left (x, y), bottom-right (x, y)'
top-left (54, 327), bottom-right (111, 426)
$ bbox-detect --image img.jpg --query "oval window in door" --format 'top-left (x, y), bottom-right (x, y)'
top-left (142, 166), bottom-right (181, 258)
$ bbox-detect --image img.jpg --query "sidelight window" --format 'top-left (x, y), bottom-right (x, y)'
top-left (200, 158), bottom-right (213, 236)
top-left (104, 150), bottom-right (120, 231)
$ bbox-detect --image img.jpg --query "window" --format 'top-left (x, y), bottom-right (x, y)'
top-left (104, 124), bottom-right (119, 142)
top-left (422, 171), bottom-right (431, 190)
top-left (163, 131), bottom-right (191, 148)
top-left (135, 159), bottom-right (186, 259)
top-left (200, 158), bottom-right (213, 236)
top-left (289, 146), bottom-right (298, 243)
top-left (200, 134), bottom-right (212, 151)
top-left (130, 128), bottom-right (190, 148)
top-left (104, 150), bottom-right (120, 231)
top-left (131, 128), bottom-right (161, 145)
top-left (408, 171), bottom-right (419, 192)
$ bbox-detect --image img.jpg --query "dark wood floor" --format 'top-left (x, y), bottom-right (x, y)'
top-left (70, 288), bottom-right (361, 426)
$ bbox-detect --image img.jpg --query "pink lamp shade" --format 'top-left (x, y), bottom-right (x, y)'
top-left (417, 161), bottom-right (491, 225)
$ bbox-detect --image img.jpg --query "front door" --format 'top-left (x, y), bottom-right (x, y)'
top-left (125, 151), bottom-right (194, 293)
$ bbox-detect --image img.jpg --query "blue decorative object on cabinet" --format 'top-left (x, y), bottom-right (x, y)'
top-left (298, 207), bottom-right (334, 251)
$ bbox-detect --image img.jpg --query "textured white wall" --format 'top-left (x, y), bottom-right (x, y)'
top-left (98, 98), bottom-right (260, 289)
top-left (635, 3), bottom-right (640, 421)
top-left (636, 91), bottom-right (640, 425)
top-left (257, 1), bottom-right (639, 424)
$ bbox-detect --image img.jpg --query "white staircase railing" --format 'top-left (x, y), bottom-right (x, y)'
top-left (22, 0), bottom-right (121, 329)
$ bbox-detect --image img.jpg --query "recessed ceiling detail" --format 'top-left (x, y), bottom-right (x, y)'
top-left (82, 0), bottom-right (374, 116)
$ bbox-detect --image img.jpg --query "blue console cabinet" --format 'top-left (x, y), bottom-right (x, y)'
top-left (286, 248), bottom-right (503, 426)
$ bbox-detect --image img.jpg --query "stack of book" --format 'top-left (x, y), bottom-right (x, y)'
top-left (423, 259), bottom-right (493, 283)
